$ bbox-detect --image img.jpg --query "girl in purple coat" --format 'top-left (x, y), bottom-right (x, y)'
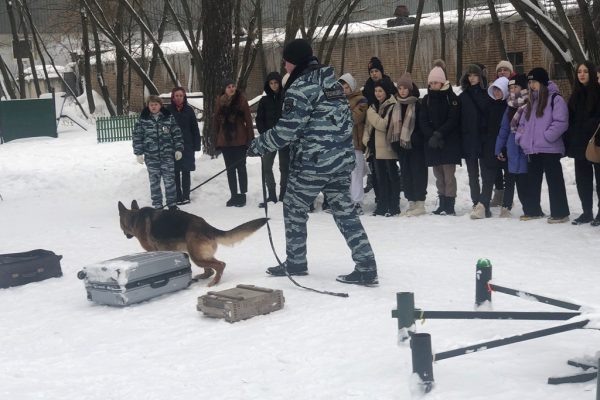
top-left (495, 74), bottom-right (533, 218)
top-left (515, 68), bottom-right (570, 223)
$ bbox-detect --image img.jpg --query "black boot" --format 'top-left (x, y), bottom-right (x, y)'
top-left (234, 193), bottom-right (246, 207)
top-left (259, 192), bottom-right (278, 208)
top-left (572, 210), bottom-right (593, 225)
top-left (266, 262), bottom-right (308, 276)
top-left (226, 195), bottom-right (237, 207)
top-left (432, 196), bottom-right (446, 215)
top-left (445, 196), bottom-right (456, 216)
top-left (336, 269), bottom-right (378, 286)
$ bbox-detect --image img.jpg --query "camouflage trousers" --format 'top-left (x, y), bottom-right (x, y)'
top-left (146, 158), bottom-right (176, 208)
top-left (283, 169), bottom-right (377, 272)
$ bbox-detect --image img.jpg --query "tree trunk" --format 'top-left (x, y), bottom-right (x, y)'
top-left (0, 54), bottom-right (17, 99)
top-left (232, 0), bottom-right (242, 77)
top-left (202, 0), bottom-right (233, 156)
top-left (323, 0), bottom-right (361, 65)
top-left (114, 2), bottom-right (125, 114)
top-left (21, 0), bottom-right (51, 92)
top-left (340, 2), bottom-right (350, 73)
top-left (406, 0), bottom-right (425, 74)
top-left (456, 0), bottom-right (465, 85)
top-left (487, 0), bottom-right (507, 60)
top-left (576, 0), bottom-right (600, 64)
top-left (90, 14), bottom-right (116, 116)
top-left (149, 0), bottom-right (169, 81)
top-left (438, 0), bottom-right (445, 61)
top-left (16, 2), bottom-right (40, 97)
top-left (80, 5), bottom-right (96, 113)
top-left (5, 0), bottom-right (26, 98)
top-left (237, 0), bottom-right (261, 92)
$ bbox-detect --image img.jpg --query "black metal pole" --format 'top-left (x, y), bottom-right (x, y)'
top-left (416, 310), bottom-right (580, 321)
top-left (392, 292), bottom-right (415, 342)
top-left (475, 258), bottom-right (492, 306)
top-left (434, 320), bottom-right (589, 361)
top-left (489, 284), bottom-right (582, 311)
top-left (410, 333), bottom-right (434, 393)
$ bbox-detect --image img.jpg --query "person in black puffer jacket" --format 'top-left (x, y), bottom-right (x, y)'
top-left (566, 61), bottom-right (600, 225)
top-left (168, 87), bottom-right (201, 205)
top-left (255, 71), bottom-right (289, 206)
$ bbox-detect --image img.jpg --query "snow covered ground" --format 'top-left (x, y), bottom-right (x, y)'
top-left (1, 119), bottom-right (599, 400)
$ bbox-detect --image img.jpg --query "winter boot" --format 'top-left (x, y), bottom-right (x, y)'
top-left (226, 195), bottom-right (237, 207)
top-left (266, 262), bottom-right (308, 277)
top-left (592, 211), bottom-right (600, 227)
top-left (571, 211), bottom-right (593, 225)
top-left (499, 207), bottom-right (511, 218)
top-left (258, 192), bottom-right (278, 208)
top-left (336, 269), bottom-right (378, 286)
top-left (444, 197), bottom-right (456, 216)
top-left (406, 201), bottom-right (416, 213)
top-left (234, 193), bottom-right (246, 207)
top-left (407, 201), bottom-right (426, 217)
top-left (432, 196), bottom-right (446, 215)
top-left (490, 189), bottom-right (504, 207)
top-left (547, 216), bottom-right (569, 224)
top-left (470, 203), bottom-right (486, 219)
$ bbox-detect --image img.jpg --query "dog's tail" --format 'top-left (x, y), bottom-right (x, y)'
top-left (215, 218), bottom-right (269, 246)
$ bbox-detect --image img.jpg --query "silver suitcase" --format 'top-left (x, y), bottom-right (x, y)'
top-left (78, 251), bottom-right (192, 306)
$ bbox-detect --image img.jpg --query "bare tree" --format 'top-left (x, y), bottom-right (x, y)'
top-left (237, 0), bottom-right (262, 91)
top-left (16, 2), bottom-right (41, 97)
top-left (80, 4), bottom-right (96, 113)
top-left (20, 0), bottom-right (51, 92)
top-left (576, 0), bottom-right (600, 63)
top-left (456, 0), bottom-right (465, 84)
top-left (438, 0), bottom-right (445, 61)
top-left (90, 12), bottom-right (116, 116)
top-left (5, 0), bottom-right (26, 98)
top-left (406, 0), bottom-right (425, 73)
top-left (202, 0), bottom-right (233, 156)
top-left (487, 0), bottom-right (507, 60)
top-left (322, 0), bottom-right (362, 65)
top-left (0, 54), bottom-right (17, 99)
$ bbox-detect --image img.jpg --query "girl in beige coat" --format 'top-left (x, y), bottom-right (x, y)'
top-left (363, 81), bottom-right (400, 216)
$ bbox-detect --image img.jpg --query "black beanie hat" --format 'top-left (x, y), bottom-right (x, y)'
top-left (283, 39), bottom-right (313, 65)
top-left (527, 68), bottom-right (550, 86)
top-left (508, 73), bottom-right (528, 89)
top-left (222, 78), bottom-right (236, 91)
top-left (368, 57), bottom-right (384, 74)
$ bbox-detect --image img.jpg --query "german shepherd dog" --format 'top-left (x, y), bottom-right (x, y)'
top-left (118, 200), bottom-right (268, 286)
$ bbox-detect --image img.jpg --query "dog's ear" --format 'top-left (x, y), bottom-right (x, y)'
top-left (131, 200), bottom-right (140, 210)
top-left (118, 201), bottom-right (127, 214)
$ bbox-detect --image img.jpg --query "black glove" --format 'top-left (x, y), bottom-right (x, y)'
top-left (428, 131), bottom-right (444, 149)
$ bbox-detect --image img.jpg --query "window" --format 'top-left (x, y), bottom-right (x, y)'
top-left (507, 52), bottom-right (524, 74)
top-left (553, 62), bottom-right (569, 80)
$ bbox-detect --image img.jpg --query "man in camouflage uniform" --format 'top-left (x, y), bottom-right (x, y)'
top-left (132, 95), bottom-right (184, 210)
top-left (248, 39), bottom-right (378, 286)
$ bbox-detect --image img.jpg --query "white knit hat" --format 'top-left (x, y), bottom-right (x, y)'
top-left (428, 66), bottom-right (446, 84)
top-left (338, 73), bottom-right (357, 92)
top-left (496, 60), bottom-right (514, 74)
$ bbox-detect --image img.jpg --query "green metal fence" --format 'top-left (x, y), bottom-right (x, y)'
top-left (96, 114), bottom-right (139, 143)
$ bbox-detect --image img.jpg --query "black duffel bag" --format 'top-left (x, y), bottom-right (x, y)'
top-left (0, 249), bottom-right (63, 289)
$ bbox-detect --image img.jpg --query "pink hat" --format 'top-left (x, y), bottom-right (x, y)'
top-left (428, 66), bottom-right (446, 84)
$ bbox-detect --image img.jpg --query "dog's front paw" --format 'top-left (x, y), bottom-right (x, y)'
top-left (193, 270), bottom-right (215, 281)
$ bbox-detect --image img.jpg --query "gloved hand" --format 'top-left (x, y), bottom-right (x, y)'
top-left (428, 131), bottom-right (444, 149)
top-left (175, 151), bottom-right (183, 161)
top-left (136, 155), bottom-right (144, 164)
top-left (247, 141), bottom-right (261, 157)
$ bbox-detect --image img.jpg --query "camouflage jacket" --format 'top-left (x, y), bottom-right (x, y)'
top-left (132, 107), bottom-right (184, 161)
top-left (249, 63), bottom-right (355, 174)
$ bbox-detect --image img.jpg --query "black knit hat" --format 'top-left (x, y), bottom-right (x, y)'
top-left (527, 68), bottom-right (550, 86)
top-left (283, 39), bottom-right (313, 65)
top-left (222, 78), bottom-right (236, 91)
top-left (508, 73), bottom-right (528, 89)
top-left (368, 57), bottom-right (384, 74)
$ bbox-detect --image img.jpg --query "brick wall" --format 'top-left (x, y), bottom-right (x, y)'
top-left (94, 13), bottom-right (581, 113)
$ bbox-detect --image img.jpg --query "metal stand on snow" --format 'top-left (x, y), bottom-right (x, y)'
top-left (391, 259), bottom-right (598, 394)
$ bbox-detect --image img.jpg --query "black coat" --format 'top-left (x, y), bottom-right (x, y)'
top-left (419, 86), bottom-right (462, 166)
top-left (566, 84), bottom-right (600, 160)
top-left (459, 85), bottom-right (489, 160)
top-left (481, 98), bottom-right (507, 168)
top-left (168, 101), bottom-right (201, 171)
top-left (256, 71), bottom-right (283, 134)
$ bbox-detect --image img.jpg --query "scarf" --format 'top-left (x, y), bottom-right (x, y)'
top-left (388, 96), bottom-right (418, 148)
top-left (508, 89), bottom-right (528, 134)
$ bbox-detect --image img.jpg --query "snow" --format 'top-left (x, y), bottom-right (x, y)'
top-left (0, 100), bottom-right (599, 399)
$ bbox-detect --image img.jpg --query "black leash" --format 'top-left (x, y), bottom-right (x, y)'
top-left (259, 157), bottom-right (349, 298)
